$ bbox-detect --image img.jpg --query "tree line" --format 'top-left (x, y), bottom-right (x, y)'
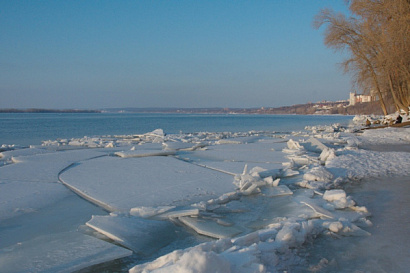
top-left (314, 0), bottom-right (410, 115)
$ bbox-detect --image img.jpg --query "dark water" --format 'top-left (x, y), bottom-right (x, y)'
top-left (0, 113), bottom-right (352, 146)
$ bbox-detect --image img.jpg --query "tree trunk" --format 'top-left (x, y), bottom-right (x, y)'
top-left (369, 70), bottom-right (388, 115)
top-left (388, 74), bottom-right (409, 114)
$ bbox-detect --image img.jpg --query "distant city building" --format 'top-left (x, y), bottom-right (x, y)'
top-left (349, 91), bottom-right (377, 106)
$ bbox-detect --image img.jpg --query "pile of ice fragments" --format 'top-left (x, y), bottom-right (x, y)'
top-left (351, 110), bottom-right (409, 127)
top-left (1, 119), bottom-right (410, 272)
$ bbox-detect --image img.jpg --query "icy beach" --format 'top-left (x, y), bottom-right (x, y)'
top-left (1, 115), bottom-right (410, 272)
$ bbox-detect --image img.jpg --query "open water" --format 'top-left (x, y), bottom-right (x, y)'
top-left (0, 113), bottom-right (352, 146)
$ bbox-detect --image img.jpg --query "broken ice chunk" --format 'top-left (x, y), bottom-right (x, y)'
top-left (258, 168), bottom-right (281, 179)
top-left (154, 208), bottom-right (200, 220)
top-left (179, 216), bottom-right (243, 239)
top-left (339, 222), bottom-right (371, 237)
top-left (240, 182), bottom-right (261, 196)
top-left (129, 206), bottom-right (175, 218)
top-left (323, 189), bottom-right (355, 209)
top-left (114, 150), bottom-right (175, 158)
top-left (301, 138), bottom-right (328, 153)
top-left (322, 221), bottom-right (344, 233)
top-left (323, 189), bottom-right (346, 202)
top-left (288, 156), bottom-right (317, 167)
top-left (86, 214), bottom-right (176, 255)
top-left (296, 180), bottom-right (329, 190)
top-left (303, 166), bottom-right (333, 182)
top-left (319, 147), bottom-right (336, 164)
top-left (264, 185), bottom-right (293, 197)
top-left (162, 141), bottom-right (206, 151)
top-left (300, 201), bottom-right (334, 219)
top-left (280, 168), bottom-right (300, 178)
top-left (287, 139), bottom-right (303, 150)
top-left (232, 231), bottom-right (260, 247)
top-left (275, 221), bottom-right (312, 251)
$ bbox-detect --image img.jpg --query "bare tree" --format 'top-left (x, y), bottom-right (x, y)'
top-left (314, 0), bottom-right (410, 114)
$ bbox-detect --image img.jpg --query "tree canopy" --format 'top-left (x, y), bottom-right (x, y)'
top-left (314, 0), bottom-right (410, 115)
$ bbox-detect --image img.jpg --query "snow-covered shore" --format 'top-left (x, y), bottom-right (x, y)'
top-left (0, 115), bottom-right (409, 272)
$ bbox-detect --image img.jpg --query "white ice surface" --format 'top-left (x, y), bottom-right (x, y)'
top-left (0, 149), bottom-right (104, 221)
top-left (0, 231), bottom-right (131, 273)
top-left (176, 141), bottom-right (287, 175)
top-left (0, 181), bottom-right (70, 221)
top-left (359, 127), bottom-right (410, 145)
top-left (0, 147), bottom-right (52, 162)
top-left (60, 156), bottom-right (235, 211)
top-left (189, 142), bottom-right (288, 164)
top-left (187, 160), bottom-right (281, 177)
top-left (326, 149), bottom-right (410, 180)
top-left (3, 122), bottom-right (410, 272)
top-left (129, 122), bottom-right (410, 272)
top-left (0, 149), bottom-right (105, 183)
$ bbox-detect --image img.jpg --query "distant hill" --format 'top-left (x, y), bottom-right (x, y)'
top-left (103, 100), bottom-right (388, 115)
top-left (1, 100), bottom-right (390, 115)
top-left (0, 109), bottom-right (101, 113)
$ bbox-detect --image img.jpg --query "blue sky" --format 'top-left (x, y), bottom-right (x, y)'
top-left (1, 1), bottom-right (351, 109)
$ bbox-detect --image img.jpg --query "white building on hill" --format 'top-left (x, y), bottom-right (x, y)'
top-left (349, 91), bottom-right (377, 106)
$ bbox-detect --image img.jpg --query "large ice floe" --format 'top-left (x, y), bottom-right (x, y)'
top-left (1, 117), bottom-right (410, 272)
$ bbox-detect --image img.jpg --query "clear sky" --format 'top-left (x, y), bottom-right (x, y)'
top-left (0, 0), bottom-right (352, 109)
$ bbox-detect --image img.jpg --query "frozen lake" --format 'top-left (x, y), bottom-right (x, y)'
top-left (0, 113), bottom-right (352, 146)
top-left (1, 113), bottom-right (409, 272)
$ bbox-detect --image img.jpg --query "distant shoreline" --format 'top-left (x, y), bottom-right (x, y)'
top-left (0, 100), bottom-right (387, 115)
top-left (0, 109), bottom-right (101, 113)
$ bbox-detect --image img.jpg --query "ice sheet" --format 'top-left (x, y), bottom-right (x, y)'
top-left (3, 120), bottom-right (409, 272)
top-left (0, 147), bottom-right (51, 161)
top-left (188, 160), bottom-right (281, 176)
top-left (86, 214), bottom-right (176, 255)
top-left (60, 156), bottom-right (235, 211)
top-left (188, 142), bottom-right (288, 164)
top-left (0, 149), bottom-right (107, 220)
top-left (0, 231), bottom-right (132, 273)
top-left (0, 149), bottom-right (105, 183)
top-left (0, 181), bottom-right (70, 221)
top-left (176, 141), bottom-right (287, 175)
top-left (0, 192), bottom-right (107, 250)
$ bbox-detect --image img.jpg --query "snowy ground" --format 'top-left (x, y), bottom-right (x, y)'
top-left (0, 116), bottom-right (409, 272)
